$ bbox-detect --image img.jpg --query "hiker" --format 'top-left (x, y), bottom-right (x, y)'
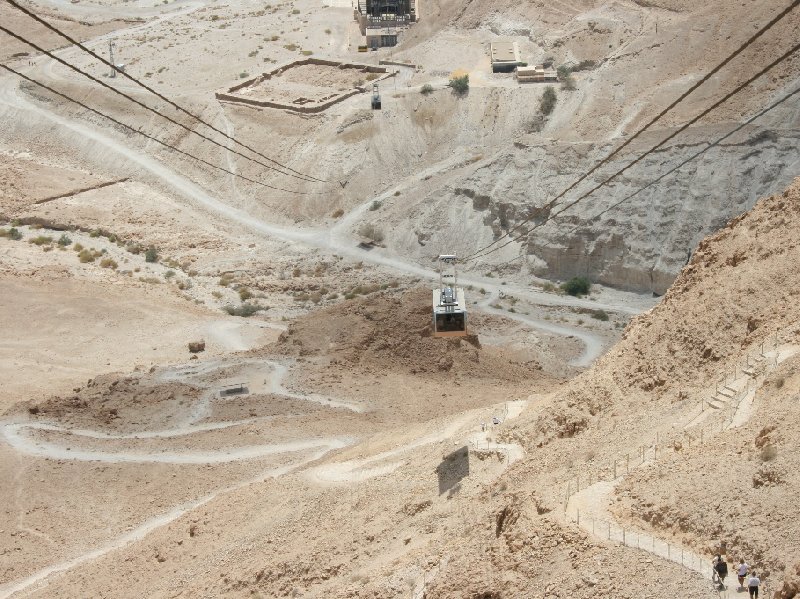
top-left (747, 572), bottom-right (761, 598)
top-left (713, 554), bottom-right (728, 586)
top-left (737, 559), bottom-right (750, 589)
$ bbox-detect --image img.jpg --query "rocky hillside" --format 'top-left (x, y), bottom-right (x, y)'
top-left (418, 178), bottom-right (800, 596)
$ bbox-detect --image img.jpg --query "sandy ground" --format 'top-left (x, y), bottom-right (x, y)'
top-left (1, 0), bottom-right (799, 597)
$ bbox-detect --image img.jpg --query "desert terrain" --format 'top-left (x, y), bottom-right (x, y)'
top-left (0, 0), bottom-right (798, 597)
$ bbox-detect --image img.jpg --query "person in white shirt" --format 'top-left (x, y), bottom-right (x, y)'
top-left (748, 572), bottom-right (761, 599)
top-left (737, 559), bottom-right (750, 589)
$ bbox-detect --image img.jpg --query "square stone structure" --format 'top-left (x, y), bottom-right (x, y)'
top-left (215, 58), bottom-right (392, 113)
top-left (490, 41), bottom-right (521, 73)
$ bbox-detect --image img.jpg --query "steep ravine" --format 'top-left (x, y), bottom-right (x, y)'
top-left (401, 124), bottom-right (800, 294)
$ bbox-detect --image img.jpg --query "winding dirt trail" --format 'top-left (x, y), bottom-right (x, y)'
top-left (0, 69), bottom-right (649, 366)
top-left (563, 344), bottom-right (797, 597)
top-left (0, 356), bottom-right (359, 598)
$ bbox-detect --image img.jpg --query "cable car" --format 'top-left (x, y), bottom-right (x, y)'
top-left (432, 255), bottom-right (467, 337)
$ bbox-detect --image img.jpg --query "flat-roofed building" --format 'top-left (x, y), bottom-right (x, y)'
top-left (516, 65), bottom-right (558, 82)
top-left (490, 41), bottom-right (521, 72)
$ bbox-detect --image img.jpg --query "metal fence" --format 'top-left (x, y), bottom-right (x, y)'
top-left (561, 329), bottom-right (792, 596)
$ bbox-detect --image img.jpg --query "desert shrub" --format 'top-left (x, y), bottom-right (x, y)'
top-left (448, 74), bottom-right (469, 95)
top-left (78, 248), bottom-right (96, 263)
top-left (332, 208), bottom-right (344, 218)
top-left (219, 273), bottom-right (235, 287)
top-left (557, 65), bottom-right (571, 80)
top-left (57, 233), bottom-right (72, 246)
top-left (126, 243), bottom-right (142, 255)
top-left (211, 290), bottom-right (223, 299)
top-left (561, 276), bottom-right (590, 297)
top-left (369, 200), bottom-right (382, 211)
top-left (238, 287), bottom-right (253, 301)
top-left (73, 242), bottom-right (84, 252)
top-left (540, 86), bottom-right (557, 115)
top-left (292, 267), bottom-right (302, 277)
top-left (358, 223), bottom-right (384, 243)
top-left (310, 292), bottom-right (322, 303)
top-left (164, 270), bottom-right (176, 279)
top-left (591, 309), bottom-right (609, 321)
top-left (328, 292), bottom-right (339, 300)
top-left (561, 75), bottom-right (577, 91)
top-left (524, 115), bottom-right (544, 133)
top-left (222, 302), bottom-right (266, 317)
top-left (100, 257), bottom-right (118, 269)
top-left (0, 227), bottom-right (23, 240)
top-left (239, 72), bottom-right (249, 79)
top-left (572, 59), bottom-right (597, 72)
top-left (29, 235), bottom-right (53, 246)
top-left (177, 279), bottom-right (192, 290)
top-left (365, 73), bottom-right (378, 81)
top-left (89, 229), bottom-right (101, 238)
top-left (145, 247), bottom-right (158, 263)
top-left (760, 445), bottom-right (778, 462)
top-left (420, 83), bottom-right (434, 95)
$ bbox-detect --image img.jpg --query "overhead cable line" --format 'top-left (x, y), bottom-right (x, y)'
top-left (465, 39), bottom-right (800, 263)
top-left (485, 82), bottom-right (800, 270)
top-left (0, 63), bottom-right (320, 195)
top-left (4, 0), bottom-right (327, 184)
top-left (0, 25), bottom-right (324, 190)
top-left (462, 0), bottom-right (800, 261)
top-left (560, 85), bottom-right (800, 236)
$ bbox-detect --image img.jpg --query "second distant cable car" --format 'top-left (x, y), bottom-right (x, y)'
top-left (432, 254), bottom-right (467, 337)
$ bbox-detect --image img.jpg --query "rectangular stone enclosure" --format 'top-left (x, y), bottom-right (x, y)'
top-left (215, 58), bottom-right (393, 113)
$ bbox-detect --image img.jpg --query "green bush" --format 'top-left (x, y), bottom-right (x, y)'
top-left (0, 227), bottom-right (23, 240)
top-left (420, 83), bottom-right (434, 95)
top-left (561, 276), bottom-right (591, 297)
top-left (540, 86), bottom-right (557, 115)
top-left (591, 309), bottom-right (609, 321)
top-left (448, 74), bottom-right (469, 96)
top-left (145, 247), bottom-right (158, 263)
top-left (29, 235), bottom-right (53, 246)
top-left (57, 233), bottom-right (72, 246)
top-left (369, 200), bottom-right (382, 211)
top-left (222, 302), bottom-right (266, 317)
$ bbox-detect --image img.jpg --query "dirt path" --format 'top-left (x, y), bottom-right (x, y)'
top-left (563, 344), bottom-right (797, 597)
top-left (0, 444), bottom-right (338, 599)
top-left (0, 71), bottom-right (650, 367)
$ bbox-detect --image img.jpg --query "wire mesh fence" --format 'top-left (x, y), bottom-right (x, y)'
top-left (559, 329), bottom-right (793, 596)
top-left (563, 330), bottom-right (789, 509)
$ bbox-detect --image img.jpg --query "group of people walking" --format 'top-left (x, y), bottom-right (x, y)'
top-left (713, 555), bottom-right (761, 597)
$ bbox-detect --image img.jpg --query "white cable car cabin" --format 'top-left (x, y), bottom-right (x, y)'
top-left (432, 255), bottom-right (468, 338)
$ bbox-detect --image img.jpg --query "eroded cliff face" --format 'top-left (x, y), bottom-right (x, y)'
top-left (447, 125), bottom-right (800, 294)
